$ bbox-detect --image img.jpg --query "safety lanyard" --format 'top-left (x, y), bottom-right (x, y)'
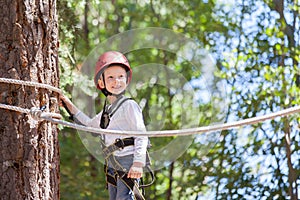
top-left (100, 95), bottom-right (131, 129)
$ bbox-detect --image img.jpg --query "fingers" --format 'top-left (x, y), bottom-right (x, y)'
top-left (59, 94), bottom-right (72, 108)
top-left (128, 166), bottom-right (143, 179)
top-left (59, 96), bottom-right (68, 108)
top-left (59, 94), bottom-right (69, 103)
top-left (59, 94), bottom-right (77, 115)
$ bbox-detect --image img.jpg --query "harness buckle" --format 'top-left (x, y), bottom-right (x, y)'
top-left (115, 138), bottom-right (125, 150)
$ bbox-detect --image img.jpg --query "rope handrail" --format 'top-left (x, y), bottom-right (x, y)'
top-left (1, 102), bottom-right (299, 137)
top-left (0, 103), bottom-right (62, 120)
top-left (0, 78), bottom-right (62, 94)
top-left (0, 77), bottom-right (300, 137)
top-left (42, 105), bottom-right (300, 137)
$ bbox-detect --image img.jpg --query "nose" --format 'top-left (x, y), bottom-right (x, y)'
top-left (114, 77), bottom-right (121, 83)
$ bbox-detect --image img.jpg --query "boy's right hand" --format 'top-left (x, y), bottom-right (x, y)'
top-left (59, 94), bottom-right (70, 106)
top-left (59, 94), bottom-right (77, 115)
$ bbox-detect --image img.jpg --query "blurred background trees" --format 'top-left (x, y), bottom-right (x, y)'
top-left (57, 0), bottom-right (299, 199)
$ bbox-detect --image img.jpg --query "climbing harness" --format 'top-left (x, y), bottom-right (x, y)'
top-left (100, 95), bottom-right (132, 129)
top-left (102, 137), bottom-right (154, 200)
top-left (98, 95), bottom-right (154, 199)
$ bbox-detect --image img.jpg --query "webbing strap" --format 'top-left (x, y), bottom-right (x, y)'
top-left (100, 95), bottom-right (132, 129)
top-left (102, 137), bottom-right (135, 158)
top-left (103, 138), bottom-right (154, 199)
top-left (108, 96), bottom-right (132, 117)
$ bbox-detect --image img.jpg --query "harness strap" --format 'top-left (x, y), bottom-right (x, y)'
top-left (105, 170), bottom-right (145, 200)
top-left (117, 171), bottom-right (145, 200)
top-left (99, 97), bottom-right (153, 199)
top-left (102, 137), bottom-right (134, 158)
top-left (108, 96), bottom-right (132, 117)
top-left (103, 137), bottom-right (155, 199)
top-left (100, 96), bottom-right (132, 129)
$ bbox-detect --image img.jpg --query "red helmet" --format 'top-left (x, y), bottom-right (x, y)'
top-left (94, 51), bottom-right (132, 91)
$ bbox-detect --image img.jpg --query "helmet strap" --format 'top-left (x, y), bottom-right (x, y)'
top-left (101, 73), bottom-right (112, 96)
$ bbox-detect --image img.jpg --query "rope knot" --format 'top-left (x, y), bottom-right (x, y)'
top-left (30, 107), bottom-right (43, 121)
top-left (27, 106), bottom-right (62, 129)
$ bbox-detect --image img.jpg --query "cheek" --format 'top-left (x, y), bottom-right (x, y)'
top-left (122, 78), bottom-right (127, 84)
top-left (121, 78), bottom-right (128, 86)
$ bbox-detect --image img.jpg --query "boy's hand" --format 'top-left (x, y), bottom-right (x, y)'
top-left (59, 94), bottom-right (70, 107)
top-left (128, 162), bottom-right (143, 179)
top-left (59, 94), bottom-right (78, 115)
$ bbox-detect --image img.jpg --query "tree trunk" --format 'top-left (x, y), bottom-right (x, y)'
top-left (273, 0), bottom-right (299, 198)
top-left (166, 162), bottom-right (174, 200)
top-left (0, 0), bottom-right (60, 199)
top-left (283, 118), bottom-right (298, 200)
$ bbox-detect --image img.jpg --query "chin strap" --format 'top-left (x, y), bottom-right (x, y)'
top-left (102, 87), bottom-right (126, 97)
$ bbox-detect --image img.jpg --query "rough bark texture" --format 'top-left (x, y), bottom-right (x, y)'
top-left (0, 0), bottom-right (60, 199)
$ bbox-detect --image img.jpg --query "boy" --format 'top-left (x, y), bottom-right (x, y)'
top-left (60, 51), bottom-right (149, 200)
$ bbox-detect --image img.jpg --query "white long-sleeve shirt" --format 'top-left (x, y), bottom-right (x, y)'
top-left (74, 99), bottom-right (148, 165)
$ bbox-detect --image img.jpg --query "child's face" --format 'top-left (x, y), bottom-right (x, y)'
top-left (98, 65), bottom-right (128, 95)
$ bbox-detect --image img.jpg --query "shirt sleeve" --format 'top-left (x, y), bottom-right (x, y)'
top-left (124, 101), bottom-right (148, 165)
top-left (74, 111), bottom-right (102, 128)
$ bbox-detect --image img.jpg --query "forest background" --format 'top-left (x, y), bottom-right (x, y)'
top-left (57, 0), bottom-right (300, 199)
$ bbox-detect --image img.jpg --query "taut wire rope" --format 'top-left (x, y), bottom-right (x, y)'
top-left (0, 78), bottom-right (300, 137)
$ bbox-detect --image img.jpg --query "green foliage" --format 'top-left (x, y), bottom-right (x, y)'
top-left (58, 0), bottom-right (300, 199)
top-left (59, 129), bottom-right (108, 200)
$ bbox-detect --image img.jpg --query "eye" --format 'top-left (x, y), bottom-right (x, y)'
top-left (106, 76), bottom-right (114, 81)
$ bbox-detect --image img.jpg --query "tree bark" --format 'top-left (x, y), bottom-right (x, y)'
top-left (0, 0), bottom-right (60, 199)
top-left (166, 162), bottom-right (174, 200)
top-left (283, 118), bottom-right (298, 200)
top-left (273, 0), bottom-right (299, 198)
